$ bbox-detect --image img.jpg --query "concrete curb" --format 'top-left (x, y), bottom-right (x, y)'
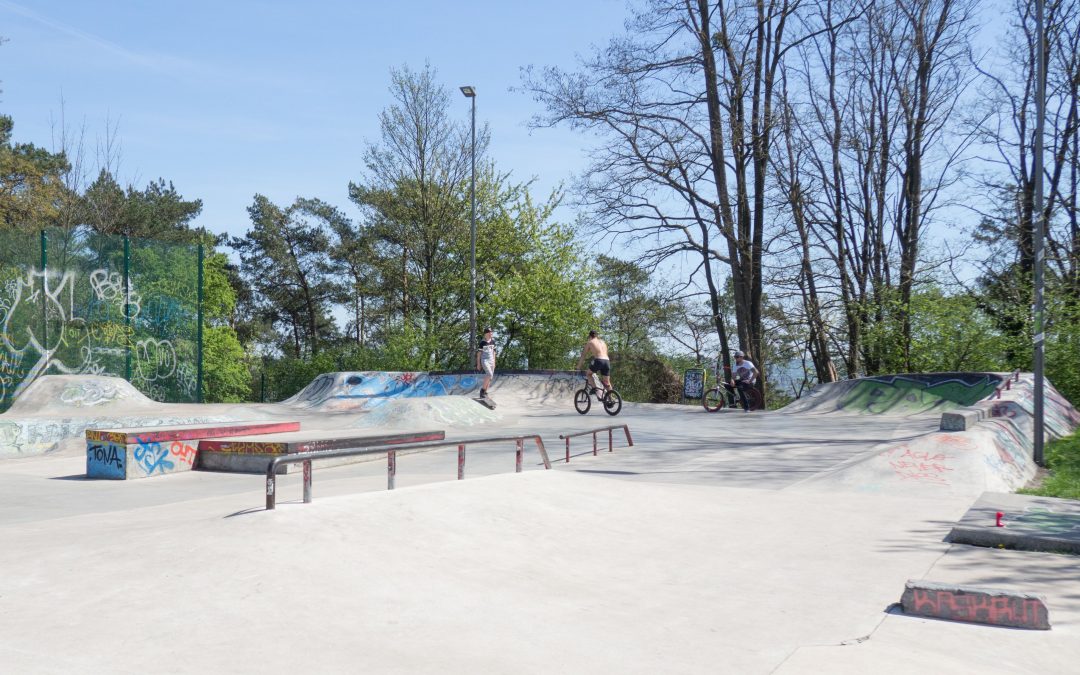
top-left (901, 580), bottom-right (1050, 630)
top-left (947, 492), bottom-right (1080, 555)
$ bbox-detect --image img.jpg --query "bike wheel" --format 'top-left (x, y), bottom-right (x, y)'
top-left (574, 388), bottom-right (591, 414)
top-left (703, 388), bottom-right (724, 412)
top-left (602, 390), bottom-right (622, 416)
top-left (745, 386), bottom-right (764, 411)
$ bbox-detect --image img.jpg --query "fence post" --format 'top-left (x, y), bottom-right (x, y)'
top-left (303, 459), bottom-right (312, 503)
top-left (515, 439), bottom-right (523, 473)
top-left (123, 236), bottom-right (131, 382)
top-left (388, 450), bottom-right (396, 490)
top-left (458, 444), bottom-right (465, 480)
top-left (196, 242), bottom-right (204, 403)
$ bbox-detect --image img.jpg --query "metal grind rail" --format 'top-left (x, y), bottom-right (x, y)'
top-left (988, 370), bottom-right (1023, 400)
top-left (558, 424), bottom-right (633, 463)
top-left (265, 435), bottom-right (550, 510)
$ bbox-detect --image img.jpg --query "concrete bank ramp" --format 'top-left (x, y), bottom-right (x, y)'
top-left (788, 373), bottom-right (1078, 497)
top-left (0, 375), bottom-right (240, 458)
top-left (285, 370), bottom-right (579, 413)
top-left (352, 396), bottom-right (500, 429)
top-left (5, 375), bottom-right (155, 415)
top-left (781, 373), bottom-right (1003, 416)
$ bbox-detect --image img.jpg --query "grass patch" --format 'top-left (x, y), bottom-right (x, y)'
top-left (1019, 432), bottom-right (1080, 500)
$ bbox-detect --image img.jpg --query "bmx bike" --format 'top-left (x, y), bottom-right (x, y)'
top-left (574, 373), bottom-right (623, 416)
top-left (702, 376), bottom-right (763, 413)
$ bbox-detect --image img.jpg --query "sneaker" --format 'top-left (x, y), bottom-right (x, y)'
top-left (479, 389), bottom-right (487, 399)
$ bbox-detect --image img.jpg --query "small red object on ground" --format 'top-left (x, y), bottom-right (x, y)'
top-left (996, 511), bottom-right (1004, 527)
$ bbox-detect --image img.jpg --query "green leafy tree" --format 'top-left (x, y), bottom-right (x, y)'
top-left (0, 115), bottom-right (70, 228)
top-left (231, 195), bottom-right (339, 358)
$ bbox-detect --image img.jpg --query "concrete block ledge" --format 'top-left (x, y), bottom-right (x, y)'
top-left (901, 580), bottom-right (1050, 630)
top-left (940, 408), bottom-right (985, 431)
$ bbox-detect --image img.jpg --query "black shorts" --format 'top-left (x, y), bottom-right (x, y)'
top-left (589, 358), bottom-right (610, 377)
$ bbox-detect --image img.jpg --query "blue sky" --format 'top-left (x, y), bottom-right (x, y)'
top-left (0, 0), bottom-right (628, 238)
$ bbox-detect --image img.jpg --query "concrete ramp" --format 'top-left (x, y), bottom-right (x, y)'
top-left (284, 371), bottom-right (482, 411)
top-left (781, 373), bottom-right (1003, 416)
top-left (788, 373), bottom-right (1078, 497)
top-left (353, 396), bottom-right (500, 429)
top-left (284, 370), bottom-right (579, 413)
top-left (6, 375), bottom-right (154, 414)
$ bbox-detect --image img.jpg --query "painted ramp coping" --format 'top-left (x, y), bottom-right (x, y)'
top-left (198, 429), bottom-right (446, 474)
top-left (901, 580), bottom-right (1050, 630)
top-left (86, 421), bottom-right (301, 480)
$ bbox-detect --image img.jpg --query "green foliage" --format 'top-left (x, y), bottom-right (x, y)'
top-left (0, 115), bottom-right (70, 228)
top-left (231, 195), bottom-right (339, 357)
top-left (482, 193), bottom-right (596, 369)
top-left (202, 325), bottom-right (251, 402)
top-left (862, 286), bottom-right (1009, 374)
top-left (1020, 431), bottom-right (1080, 501)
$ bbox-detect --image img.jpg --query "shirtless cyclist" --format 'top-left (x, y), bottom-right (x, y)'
top-left (576, 330), bottom-right (612, 391)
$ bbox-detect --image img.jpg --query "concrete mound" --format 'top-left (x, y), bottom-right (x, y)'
top-left (353, 396), bottom-right (500, 429)
top-left (787, 373), bottom-right (1078, 497)
top-left (6, 375), bottom-right (153, 415)
top-left (283, 370), bottom-right (579, 412)
top-left (284, 371), bottom-right (483, 411)
top-left (780, 373), bottom-right (1003, 416)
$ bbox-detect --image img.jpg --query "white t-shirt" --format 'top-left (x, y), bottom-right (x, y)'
top-left (478, 339), bottom-right (496, 363)
top-left (733, 359), bottom-right (756, 383)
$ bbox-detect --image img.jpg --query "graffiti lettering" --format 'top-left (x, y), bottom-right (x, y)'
top-left (89, 443), bottom-right (123, 469)
top-left (906, 587), bottom-right (1049, 630)
top-left (133, 438), bottom-right (175, 475)
top-left (169, 440), bottom-right (198, 466)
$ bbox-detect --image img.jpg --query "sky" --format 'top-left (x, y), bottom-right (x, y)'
top-left (0, 0), bottom-right (629, 239)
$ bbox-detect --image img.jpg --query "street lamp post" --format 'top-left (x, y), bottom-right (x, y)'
top-left (1033, 0), bottom-right (1046, 465)
top-left (460, 85), bottom-right (477, 362)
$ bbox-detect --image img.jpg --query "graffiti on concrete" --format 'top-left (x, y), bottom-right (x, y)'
top-left (132, 437), bottom-right (175, 475)
top-left (59, 380), bottom-right (131, 407)
top-left (903, 584), bottom-right (1050, 630)
top-left (1015, 508), bottom-right (1080, 536)
top-left (839, 374), bottom-right (1001, 415)
top-left (287, 371), bottom-right (481, 409)
top-left (879, 444), bottom-right (954, 485)
top-left (1, 414), bottom-right (231, 458)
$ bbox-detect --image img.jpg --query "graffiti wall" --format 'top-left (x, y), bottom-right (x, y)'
top-left (285, 371), bottom-right (484, 411)
top-left (0, 229), bottom-right (200, 412)
top-left (836, 373), bottom-right (1002, 415)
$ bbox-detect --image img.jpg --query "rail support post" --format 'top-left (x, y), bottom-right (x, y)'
top-left (303, 459), bottom-right (312, 503)
top-left (458, 444), bottom-right (465, 480)
top-left (624, 425), bottom-right (634, 446)
top-left (265, 470), bottom-right (276, 511)
top-left (515, 439), bottom-right (523, 473)
top-left (593, 432), bottom-right (597, 456)
top-left (565, 437), bottom-right (570, 463)
top-left (388, 450), bottom-right (396, 490)
top-left (608, 428), bottom-right (613, 452)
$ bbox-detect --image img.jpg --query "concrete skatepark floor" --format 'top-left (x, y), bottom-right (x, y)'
top-left (0, 372), bottom-right (1078, 673)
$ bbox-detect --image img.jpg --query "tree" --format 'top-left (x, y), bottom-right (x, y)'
top-left (231, 195), bottom-right (339, 358)
top-left (0, 115), bottom-right (70, 228)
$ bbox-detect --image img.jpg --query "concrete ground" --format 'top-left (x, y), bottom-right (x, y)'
top-left (0, 381), bottom-right (1078, 673)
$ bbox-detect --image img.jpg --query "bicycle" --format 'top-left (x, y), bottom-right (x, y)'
top-left (702, 365), bottom-right (763, 413)
top-left (574, 372), bottom-right (623, 416)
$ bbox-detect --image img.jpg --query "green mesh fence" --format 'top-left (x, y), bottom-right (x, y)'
top-left (0, 228), bottom-right (202, 412)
